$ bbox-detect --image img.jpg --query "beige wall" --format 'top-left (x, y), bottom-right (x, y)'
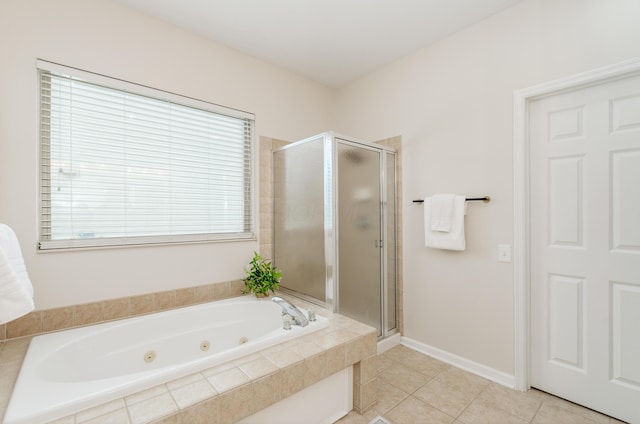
top-left (335, 0), bottom-right (640, 374)
top-left (0, 0), bottom-right (335, 309)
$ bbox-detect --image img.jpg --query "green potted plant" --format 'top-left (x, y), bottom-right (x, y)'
top-left (242, 251), bottom-right (282, 297)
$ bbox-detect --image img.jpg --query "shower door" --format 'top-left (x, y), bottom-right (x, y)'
top-left (337, 141), bottom-right (383, 335)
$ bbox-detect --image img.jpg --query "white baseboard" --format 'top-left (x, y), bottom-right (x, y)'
top-left (401, 336), bottom-right (516, 389)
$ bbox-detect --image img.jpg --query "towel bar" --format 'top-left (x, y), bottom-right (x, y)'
top-left (412, 196), bottom-right (490, 204)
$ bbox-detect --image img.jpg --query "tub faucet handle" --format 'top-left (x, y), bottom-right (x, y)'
top-left (282, 314), bottom-right (292, 330)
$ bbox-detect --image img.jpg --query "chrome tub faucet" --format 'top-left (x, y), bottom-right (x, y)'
top-left (272, 297), bottom-right (309, 327)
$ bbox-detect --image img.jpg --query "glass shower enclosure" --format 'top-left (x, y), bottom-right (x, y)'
top-left (273, 132), bottom-right (397, 338)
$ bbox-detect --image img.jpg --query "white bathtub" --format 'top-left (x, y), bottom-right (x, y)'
top-left (4, 296), bottom-right (328, 424)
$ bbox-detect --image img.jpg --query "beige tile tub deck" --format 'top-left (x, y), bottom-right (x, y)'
top-left (0, 295), bottom-right (376, 424)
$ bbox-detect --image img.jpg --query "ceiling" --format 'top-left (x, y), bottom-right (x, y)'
top-left (114, 0), bottom-right (524, 87)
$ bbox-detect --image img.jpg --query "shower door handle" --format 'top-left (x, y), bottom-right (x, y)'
top-left (374, 240), bottom-right (383, 248)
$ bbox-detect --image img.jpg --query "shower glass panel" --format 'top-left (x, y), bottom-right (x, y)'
top-left (273, 136), bottom-right (326, 302)
top-left (385, 152), bottom-right (397, 333)
top-left (337, 142), bottom-right (382, 335)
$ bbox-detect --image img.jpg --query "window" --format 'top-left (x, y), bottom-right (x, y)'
top-left (38, 60), bottom-right (255, 250)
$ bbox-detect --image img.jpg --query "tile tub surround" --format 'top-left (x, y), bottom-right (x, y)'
top-left (0, 295), bottom-right (377, 424)
top-left (0, 279), bottom-right (246, 341)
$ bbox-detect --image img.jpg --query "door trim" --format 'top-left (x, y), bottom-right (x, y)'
top-left (513, 57), bottom-right (640, 391)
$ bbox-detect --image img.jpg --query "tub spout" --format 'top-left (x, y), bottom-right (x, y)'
top-left (272, 297), bottom-right (309, 327)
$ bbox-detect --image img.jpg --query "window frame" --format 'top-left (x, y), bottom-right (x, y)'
top-left (37, 60), bottom-right (256, 251)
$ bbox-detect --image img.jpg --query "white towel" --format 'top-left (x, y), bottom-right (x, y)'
top-left (0, 224), bottom-right (34, 324)
top-left (424, 195), bottom-right (467, 251)
top-left (430, 193), bottom-right (455, 232)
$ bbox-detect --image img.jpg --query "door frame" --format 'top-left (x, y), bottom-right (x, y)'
top-left (512, 58), bottom-right (640, 391)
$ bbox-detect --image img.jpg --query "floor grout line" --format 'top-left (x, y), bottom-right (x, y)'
top-left (529, 397), bottom-right (544, 424)
top-left (449, 382), bottom-right (485, 424)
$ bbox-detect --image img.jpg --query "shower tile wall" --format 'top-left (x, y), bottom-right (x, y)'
top-left (258, 136), bottom-right (289, 261)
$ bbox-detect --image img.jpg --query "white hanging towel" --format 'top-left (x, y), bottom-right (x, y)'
top-left (424, 195), bottom-right (467, 251)
top-left (430, 193), bottom-right (456, 232)
top-left (0, 224), bottom-right (34, 324)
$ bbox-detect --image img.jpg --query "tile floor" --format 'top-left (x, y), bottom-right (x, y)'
top-left (337, 345), bottom-right (626, 424)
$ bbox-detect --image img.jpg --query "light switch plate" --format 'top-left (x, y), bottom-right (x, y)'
top-left (498, 244), bottom-right (511, 263)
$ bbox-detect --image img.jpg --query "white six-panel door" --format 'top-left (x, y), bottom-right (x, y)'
top-left (529, 73), bottom-right (640, 423)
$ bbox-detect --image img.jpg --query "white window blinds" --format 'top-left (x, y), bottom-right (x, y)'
top-left (38, 61), bottom-right (255, 250)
